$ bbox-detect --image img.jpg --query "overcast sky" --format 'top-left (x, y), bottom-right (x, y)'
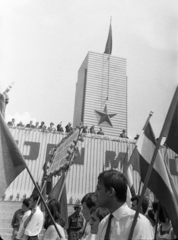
top-left (0, 0), bottom-right (178, 138)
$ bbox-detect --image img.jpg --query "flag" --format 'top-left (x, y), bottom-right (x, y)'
top-left (123, 149), bottom-right (136, 197)
top-left (0, 94), bottom-right (26, 198)
top-left (165, 101), bottom-right (178, 154)
top-left (130, 122), bottom-right (178, 235)
top-left (104, 24), bottom-right (112, 55)
top-left (49, 172), bottom-right (68, 229)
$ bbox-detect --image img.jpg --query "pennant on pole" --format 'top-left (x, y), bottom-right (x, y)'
top-left (104, 23), bottom-right (112, 55)
top-left (49, 172), bottom-right (68, 229)
top-left (0, 94), bottom-right (26, 198)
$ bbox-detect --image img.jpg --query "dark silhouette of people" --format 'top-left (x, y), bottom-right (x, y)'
top-left (25, 120), bottom-right (35, 128)
top-left (34, 122), bottom-right (39, 129)
top-left (82, 125), bottom-right (88, 133)
top-left (65, 122), bottom-right (73, 133)
top-left (134, 134), bottom-right (139, 140)
top-left (17, 121), bottom-right (24, 127)
top-left (120, 129), bottom-right (128, 138)
top-left (57, 122), bottom-right (64, 132)
top-left (97, 127), bottom-right (104, 135)
top-left (39, 121), bottom-right (45, 129)
top-left (90, 125), bottom-right (96, 134)
top-left (48, 122), bottom-right (55, 132)
top-left (7, 118), bottom-right (16, 127)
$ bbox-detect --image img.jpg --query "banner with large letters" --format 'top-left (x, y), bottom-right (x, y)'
top-left (3, 128), bottom-right (178, 203)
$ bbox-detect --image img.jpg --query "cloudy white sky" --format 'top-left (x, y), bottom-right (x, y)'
top-left (0, 0), bottom-right (178, 138)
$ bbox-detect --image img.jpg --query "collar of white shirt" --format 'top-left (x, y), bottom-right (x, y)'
top-left (112, 203), bottom-right (135, 221)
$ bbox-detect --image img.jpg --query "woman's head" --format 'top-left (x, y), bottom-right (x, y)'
top-left (90, 207), bottom-right (109, 234)
top-left (81, 193), bottom-right (97, 222)
top-left (152, 201), bottom-right (169, 223)
top-left (45, 198), bottom-right (65, 228)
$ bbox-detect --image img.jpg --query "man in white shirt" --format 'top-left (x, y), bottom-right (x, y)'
top-left (16, 198), bottom-right (31, 240)
top-left (95, 170), bottom-right (154, 240)
top-left (23, 194), bottom-right (44, 240)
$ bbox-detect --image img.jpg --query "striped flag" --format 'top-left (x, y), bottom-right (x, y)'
top-left (104, 23), bottom-right (112, 55)
top-left (0, 94), bottom-right (26, 198)
top-left (130, 121), bottom-right (178, 235)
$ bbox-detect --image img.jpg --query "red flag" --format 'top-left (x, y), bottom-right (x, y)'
top-left (49, 172), bottom-right (68, 229)
top-left (130, 122), bottom-right (178, 235)
top-left (0, 94), bottom-right (26, 198)
top-left (104, 23), bottom-right (112, 55)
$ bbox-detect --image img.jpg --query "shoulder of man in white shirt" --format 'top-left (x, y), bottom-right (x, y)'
top-left (96, 204), bottom-right (154, 239)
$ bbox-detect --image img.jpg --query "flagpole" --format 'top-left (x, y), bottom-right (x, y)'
top-left (128, 87), bottom-right (178, 240)
top-left (26, 165), bottom-right (63, 239)
top-left (106, 17), bottom-right (112, 101)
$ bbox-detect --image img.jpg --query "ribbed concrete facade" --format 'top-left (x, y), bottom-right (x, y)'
top-left (73, 51), bottom-right (127, 137)
top-left (3, 128), bottom-right (178, 204)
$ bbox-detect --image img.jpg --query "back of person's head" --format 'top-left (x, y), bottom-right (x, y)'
top-left (152, 201), bottom-right (169, 223)
top-left (98, 170), bottom-right (127, 203)
top-left (131, 195), bottom-right (139, 203)
top-left (90, 207), bottom-right (109, 222)
top-left (46, 198), bottom-right (65, 228)
top-left (30, 194), bottom-right (39, 203)
top-left (81, 192), bottom-right (97, 209)
top-left (131, 195), bottom-right (149, 214)
top-left (23, 198), bottom-right (30, 208)
top-left (147, 209), bottom-right (156, 226)
top-left (141, 196), bottom-right (149, 214)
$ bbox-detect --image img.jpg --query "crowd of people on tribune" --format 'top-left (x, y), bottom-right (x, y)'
top-left (9, 170), bottom-right (178, 240)
top-left (7, 118), bottom-right (141, 139)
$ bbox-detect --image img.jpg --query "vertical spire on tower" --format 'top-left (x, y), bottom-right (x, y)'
top-left (104, 17), bottom-right (112, 55)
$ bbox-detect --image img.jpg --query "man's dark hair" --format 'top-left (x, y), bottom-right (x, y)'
top-left (81, 192), bottom-right (97, 209)
top-left (30, 194), bottom-right (39, 203)
top-left (131, 195), bottom-right (149, 214)
top-left (90, 207), bottom-right (109, 222)
top-left (22, 198), bottom-right (30, 208)
top-left (98, 170), bottom-right (127, 203)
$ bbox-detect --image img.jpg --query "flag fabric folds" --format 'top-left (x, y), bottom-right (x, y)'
top-left (49, 172), bottom-right (68, 229)
top-left (165, 101), bottom-right (178, 154)
top-left (104, 24), bottom-right (112, 55)
top-left (123, 150), bottom-right (136, 197)
top-left (130, 122), bottom-right (178, 235)
top-left (0, 99), bottom-right (26, 197)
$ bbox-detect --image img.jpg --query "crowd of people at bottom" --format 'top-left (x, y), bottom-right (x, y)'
top-left (9, 170), bottom-right (177, 240)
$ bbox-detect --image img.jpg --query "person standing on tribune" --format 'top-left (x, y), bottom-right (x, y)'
top-left (95, 170), bottom-right (154, 240)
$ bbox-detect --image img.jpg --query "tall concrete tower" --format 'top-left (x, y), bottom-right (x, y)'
top-left (73, 51), bottom-right (127, 137)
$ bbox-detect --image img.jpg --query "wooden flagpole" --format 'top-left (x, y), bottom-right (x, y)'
top-left (128, 86), bottom-right (178, 240)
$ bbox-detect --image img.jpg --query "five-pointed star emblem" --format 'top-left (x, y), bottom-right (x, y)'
top-left (95, 105), bottom-right (117, 127)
